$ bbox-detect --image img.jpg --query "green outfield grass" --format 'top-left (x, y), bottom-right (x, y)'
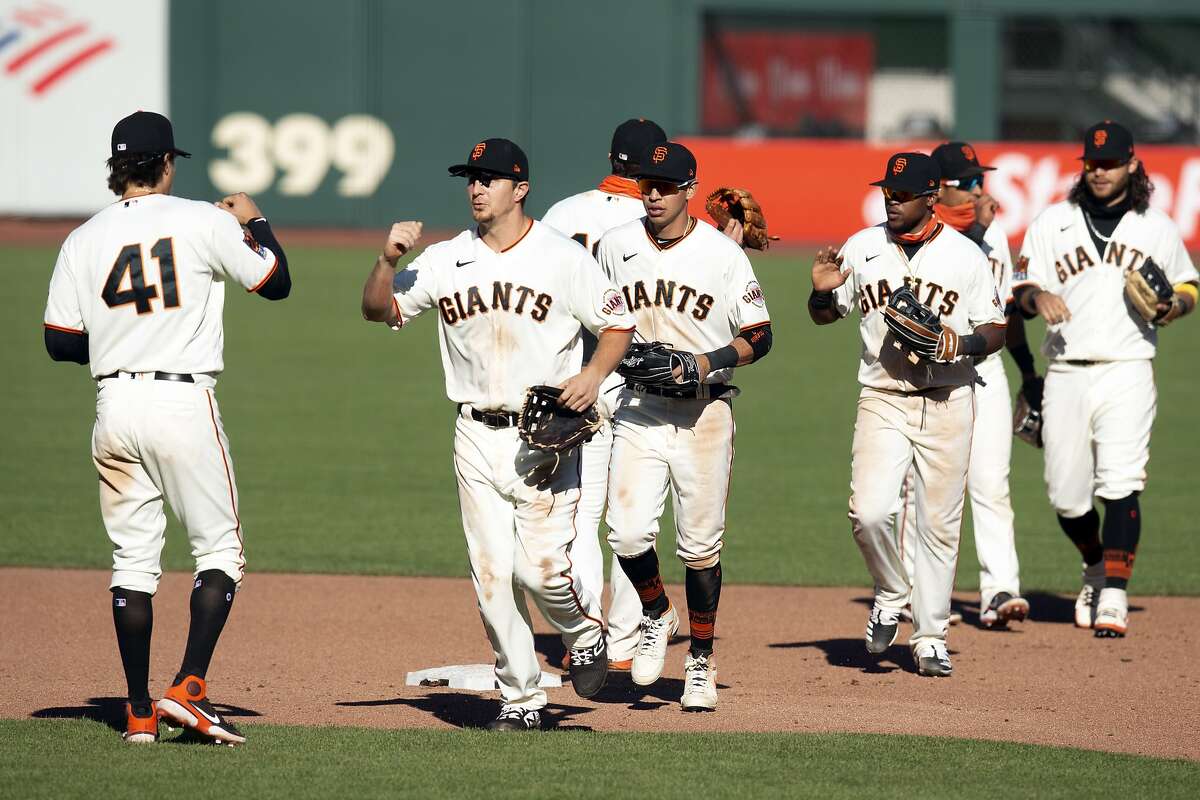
top-left (1, 719), bottom-right (1196, 799)
top-left (4, 244), bottom-right (1199, 594)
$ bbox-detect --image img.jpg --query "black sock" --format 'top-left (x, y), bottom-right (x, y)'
top-left (1101, 494), bottom-right (1141, 590)
top-left (617, 549), bottom-right (669, 618)
top-left (176, 570), bottom-right (237, 682)
top-left (1057, 509), bottom-right (1102, 565)
top-left (112, 588), bottom-right (153, 707)
top-left (685, 563), bottom-right (722, 656)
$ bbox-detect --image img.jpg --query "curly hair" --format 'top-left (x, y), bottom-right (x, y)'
top-left (1068, 160), bottom-right (1153, 213)
top-left (106, 152), bottom-right (170, 195)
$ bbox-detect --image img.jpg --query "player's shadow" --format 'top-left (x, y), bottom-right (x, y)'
top-left (768, 637), bottom-right (919, 674)
top-left (534, 632), bottom-right (567, 671)
top-left (31, 696), bottom-right (261, 739)
top-left (588, 671), bottom-right (731, 710)
top-left (335, 692), bottom-right (595, 731)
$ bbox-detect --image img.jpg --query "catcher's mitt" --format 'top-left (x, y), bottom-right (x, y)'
top-left (517, 385), bottom-right (602, 453)
top-left (882, 285), bottom-right (965, 363)
top-left (705, 187), bottom-right (779, 250)
top-left (616, 341), bottom-right (701, 388)
top-left (1124, 257), bottom-right (1174, 324)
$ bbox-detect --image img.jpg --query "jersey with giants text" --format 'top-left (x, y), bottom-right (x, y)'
top-left (834, 222), bottom-right (1005, 392)
top-left (596, 217), bottom-right (770, 385)
top-left (542, 178), bottom-right (645, 256)
top-left (390, 220), bottom-right (635, 412)
top-left (43, 193), bottom-right (279, 377)
top-left (1016, 201), bottom-right (1197, 361)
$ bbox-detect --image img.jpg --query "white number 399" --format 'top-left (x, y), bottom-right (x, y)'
top-left (208, 112), bottom-right (395, 198)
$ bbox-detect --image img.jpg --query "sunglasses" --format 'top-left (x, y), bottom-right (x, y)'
top-left (942, 175), bottom-right (984, 191)
top-left (881, 187), bottom-right (934, 204)
top-left (463, 171), bottom-right (508, 187)
top-left (1083, 159), bottom-right (1129, 173)
top-left (637, 178), bottom-right (693, 196)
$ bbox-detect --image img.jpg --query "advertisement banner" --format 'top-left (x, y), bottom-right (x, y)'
top-left (701, 32), bottom-right (873, 136)
top-left (0, 0), bottom-right (167, 215)
top-left (680, 138), bottom-right (1200, 250)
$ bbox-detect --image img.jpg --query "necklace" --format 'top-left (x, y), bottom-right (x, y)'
top-left (1081, 210), bottom-right (1112, 244)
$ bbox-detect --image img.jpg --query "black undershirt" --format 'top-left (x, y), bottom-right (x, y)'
top-left (1078, 191), bottom-right (1132, 259)
top-left (899, 241), bottom-right (924, 260)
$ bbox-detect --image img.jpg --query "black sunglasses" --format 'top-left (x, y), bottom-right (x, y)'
top-left (464, 171), bottom-right (509, 187)
top-left (882, 187), bottom-right (935, 204)
top-left (637, 178), bottom-right (694, 196)
top-left (1083, 159), bottom-right (1129, 173)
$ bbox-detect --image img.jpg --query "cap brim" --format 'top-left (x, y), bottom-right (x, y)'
top-left (173, 149), bottom-right (191, 159)
top-left (447, 164), bottom-right (525, 179)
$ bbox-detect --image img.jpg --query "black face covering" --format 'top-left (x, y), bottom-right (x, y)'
top-left (1079, 182), bottom-right (1133, 219)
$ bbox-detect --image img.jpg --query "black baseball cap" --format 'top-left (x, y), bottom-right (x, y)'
top-left (610, 118), bottom-right (667, 165)
top-left (870, 152), bottom-right (940, 194)
top-left (1081, 121), bottom-right (1134, 161)
top-left (931, 141), bottom-right (994, 180)
top-left (111, 111), bottom-right (190, 159)
top-left (448, 138), bottom-right (529, 181)
top-left (632, 141), bottom-right (696, 184)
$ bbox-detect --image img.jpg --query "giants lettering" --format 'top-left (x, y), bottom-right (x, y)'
top-left (1053, 246), bottom-right (1097, 283)
top-left (858, 278), bottom-right (959, 316)
top-left (438, 280), bottom-right (552, 325)
top-left (622, 279), bottom-right (714, 321)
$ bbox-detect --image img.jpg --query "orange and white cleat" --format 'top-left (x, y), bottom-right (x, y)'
top-left (158, 675), bottom-right (246, 745)
top-left (122, 701), bottom-right (159, 743)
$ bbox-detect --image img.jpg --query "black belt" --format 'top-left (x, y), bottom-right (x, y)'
top-left (98, 371), bottom-right (194, 383)
top-left (628, 382), bottom-right (728, 400)
top-left (461, 405), bottom-right (519, 428)
top-left (1063, 359), bottom-right (1102, 366)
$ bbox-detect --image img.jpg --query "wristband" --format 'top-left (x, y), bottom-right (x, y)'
top-left (1174, 283), bottom-right (1198, 307)
top-left (809, 289), bottom-right (834, 310)
top-left (701, 344), bottom-right (739, 372)
top-left (959, 333), bottom-right (987, 357)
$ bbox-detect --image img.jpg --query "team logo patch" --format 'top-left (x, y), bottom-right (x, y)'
top-left (742, 281), bottom-right (765, 307)
top-left (472, 142), bottom-right (487, 160)
top-left (961, 144), bottom-right (976, 161)
top-left (601, 288), bottom-right (626, 316)
top-left (651, 145), bottom-right (668, 164)
top-left (1094, 130), bottom-right (1108, 147)
top-left (892, 157), bottom-right (907, 175)
top-left (243, 231), bottom-right (267, 258)
top-left (1013, 254), bottom-right (1029, 282)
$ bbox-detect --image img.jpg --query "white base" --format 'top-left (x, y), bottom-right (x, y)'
top-left (405, 664), bottom-right (563, 691)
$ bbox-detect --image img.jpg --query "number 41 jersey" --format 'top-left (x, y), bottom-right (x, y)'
top-left (44, 193), bottom-right (279, 378)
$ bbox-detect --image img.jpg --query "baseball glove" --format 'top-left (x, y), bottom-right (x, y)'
top-left (615, 341), bottom-right (701, 388)
top-left (882, 285), bottom-right (963, 363)
top-left (517, 385), bottom-right (602, 453)
top-left (1124, 257), bottom-right (1174, 324)
top-left (705, 187), bottom-right (779, 250)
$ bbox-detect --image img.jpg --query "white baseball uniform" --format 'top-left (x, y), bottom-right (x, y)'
top-left (542, 176), bottom-right (646, 662)
top-left (388, 219), bottom-right (635, 710)
top-left (43, 193), bottom-right (281, 595)
top-left (1016, 201), bottom-right (1197, 516)
top-left (899, 220), bottom-right (1023, 610)
top-left (833, 222), bottom-right (1004, 650)
top-left (598, 217), bottom-right (770, 571)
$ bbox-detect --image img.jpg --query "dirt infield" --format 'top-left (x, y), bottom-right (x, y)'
top-left (1, 567), bottom-right (1196, 760)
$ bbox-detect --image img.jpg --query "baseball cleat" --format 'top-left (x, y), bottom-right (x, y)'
top-left (680, 651), bottom-right (717, 712)
top-left (486, 704), bottom-right (541, 731)
top-left (567, 638), bottom-right (608, 698)
top-left (122, 701), bottom-right (159, 744)
top-left (1075, 562), bottom-right (1106, 629)
top-left (1093, 587), bottom-right (1129, 638)
top-left (915, 642), bottom-right (953, 677)
top-left (158, 675), bottom-right (246, 745)
top-left (980, 592), bottom-right (1030, 629)
top-left (631, 603), bottom-right (679, 686)
top-left (865, 605), bottom-right (899, 655)
top-left (560, 652), bottom-right (571, 672)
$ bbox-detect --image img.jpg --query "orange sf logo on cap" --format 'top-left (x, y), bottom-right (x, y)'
top-left (961, 145), bottom-right (976, 161)
top-left (472, 142), bottom-right (487, 160)
top-left (892, 157), bottom-right (907, 175)
top-left (651, 146), bottom-right (668, 164)
top-left (1094, 130), bottom-right (1108, 147)
top-left (512, 163), bottom-right (521, 173)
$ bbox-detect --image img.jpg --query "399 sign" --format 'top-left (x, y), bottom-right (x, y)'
top-left (208, 112), bottom-right (395, 197)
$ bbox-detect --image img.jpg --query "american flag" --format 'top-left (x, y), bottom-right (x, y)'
top-left (0, 1), bottom-right (114, 97)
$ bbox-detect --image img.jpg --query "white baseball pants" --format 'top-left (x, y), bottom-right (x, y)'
top-left (849, 385), bottom-right (974, 651)
top-left (899, 357), bottom-right (1021, 609)
top-left (606, 392), bottom-right (735, 570)
top-left (453, 410), bottom-right (604, 710)
top-left (1042, 360), bottom-right (1156, 518)
top-left (92, 374), bottom-right (245, 595)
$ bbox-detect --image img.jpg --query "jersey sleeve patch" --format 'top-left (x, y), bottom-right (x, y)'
top-left (742, 280), bottom-right (765, 307)
top-left (243, 230), bottom-right (268, 259)
top-left (600, 288), bottom-right (626, 316)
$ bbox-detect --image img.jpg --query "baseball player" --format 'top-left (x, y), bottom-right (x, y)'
top-left (1013, 121), bottom-right (1198, 638)
top-left (541, 118), bottom-right (668, 672)
top-left (598, 141), bottom-right (773, 711)
top-left (894, 142), bottom-right (1032, 630)
top-left (360, 138), bottom-right (635, 731)
top-left (43, 111), bottom-right (291, 744)
top-left (809, 152), bottom-right (1005, 677)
